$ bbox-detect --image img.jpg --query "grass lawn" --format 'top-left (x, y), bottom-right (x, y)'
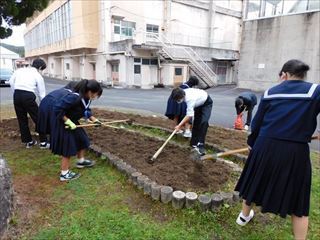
top-left (2, 148), bottom-right (319, 240)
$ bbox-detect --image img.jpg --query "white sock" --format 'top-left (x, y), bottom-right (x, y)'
top-left (40, 142), bottom-right (46, 145)
top-left (77, 157), bottom-right (85, 163)
top-left (61, 170), bottom-right (69, 175)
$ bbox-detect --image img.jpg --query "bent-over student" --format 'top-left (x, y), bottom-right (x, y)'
top-left (171, 87), bottom-right (213, 156)
top-left (51, 79), bottom-right (103, 181)
top-left (235, 92), bottom-right (257, 130)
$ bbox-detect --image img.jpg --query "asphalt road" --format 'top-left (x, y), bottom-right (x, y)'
top-left (1, 78), bottom-right (319, 151)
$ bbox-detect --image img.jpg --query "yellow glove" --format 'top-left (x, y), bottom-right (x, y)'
top-left (65, 119), bottom-right (77, 130)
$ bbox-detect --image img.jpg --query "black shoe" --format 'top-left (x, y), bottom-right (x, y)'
top-left (39, 142), bottom-right (50, 149)
top-left (26, 140), bottom-right (37, 149)
top-left (196, 143), bottom-right (206, 156)
top-left (76, 159), bottom-right (96, 169)
top-left (191, 146), bottom-right (205, 157)
top-left (60, 171), bottom-right (81, 182)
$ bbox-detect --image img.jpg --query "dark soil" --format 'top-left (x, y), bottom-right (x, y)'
top-left (93, 108), bottom-right (248, 150)
top-left (0, 115), bottom-right (232, 193)
top-left (87, 127), bottom-right (231, 193)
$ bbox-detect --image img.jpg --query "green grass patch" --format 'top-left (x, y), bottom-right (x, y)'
top-left (2, 148), bottom-right (320, 240)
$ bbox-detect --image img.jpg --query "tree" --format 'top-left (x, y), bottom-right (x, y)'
top-left (0, 0), bottom-right (48, 39)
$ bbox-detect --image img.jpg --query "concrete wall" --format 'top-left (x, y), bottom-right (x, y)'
top-left (238, 11), bottom-right (320, 91)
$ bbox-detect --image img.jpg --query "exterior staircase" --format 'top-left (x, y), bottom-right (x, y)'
top-left (145, 32), bottom-right (217, 88)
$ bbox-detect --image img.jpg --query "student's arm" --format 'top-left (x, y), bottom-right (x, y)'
top-left (247, 95), bottom-right (268, 147)
top-left (53, 93), bottom-right (78, 121)
top-left (175, 100), bottom-right (194, 130)
top-left (9, 71), bottom-right (16, 92)
top-left (245, 105), bottom-right (253, 126)
top-left (175, 116), bottom-right (192, 131)
top-left (36, 73), bottom-right (46, 100)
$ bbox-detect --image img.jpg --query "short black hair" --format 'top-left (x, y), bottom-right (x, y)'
top-left (171, 87), bottom-right (185, 101)
top-left (235, 97), bottom-right (244, 108)
top-left (279, 59), bottom-right (310, 79)
top-left (186, 76), bottom-right (199, 87)
top-left (32, 58), bottom-right (47, 70)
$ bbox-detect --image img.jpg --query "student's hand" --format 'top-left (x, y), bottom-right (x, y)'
top-left (93, 119), bottom-right (102, 127)
top-left (175, 125), bottom-right (182, 132)
top-left (65, 119), bottom-right (77, 130)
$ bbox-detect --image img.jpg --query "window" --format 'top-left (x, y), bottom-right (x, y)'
top-left (174, 67), bottom-right (183, 76)
top-left (150, 59), bottom-right (158, 65)
top-left (114, 25), bottom-right (120, 34)
top-left (134, 65), bottom-right (141, 74)
top-left (262, 0), bottom-right (283, 17)
top-left (142, 59), bottom-right (150, 65)
top-left (24, 0), bottom-right (72, 50)
top-left (134, 58), bottom-right (141, 63)
top-left (111, 64), bottom-right (119, 72)
top-left (66, 63), bottom-right (70, 70)
top-left (246, 0), bottom-right (261, 19)
top-left (146, 24), bottom-right (159, 33)
top-left (245, 0), bottom-right (319, 20)
top-left (283, 0), bottom-right (308, 14)
top-left (121, 21), bottom-right (135, 37)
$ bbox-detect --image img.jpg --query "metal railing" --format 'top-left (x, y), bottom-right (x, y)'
top-left (136, 31), bottom-right (217, 87)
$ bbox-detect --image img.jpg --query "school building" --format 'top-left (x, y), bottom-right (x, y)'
top-left (238, 0), bottom-right (320, 91)
top-left (24, 0), bottom-right (242, 88)
top-left (24, 0), bottom-right (319, 91)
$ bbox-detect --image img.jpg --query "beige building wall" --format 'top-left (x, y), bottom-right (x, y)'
top-left (25, 0), bottom-right (99, 58)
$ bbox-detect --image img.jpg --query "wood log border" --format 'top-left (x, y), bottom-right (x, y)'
top-left (89, 144), bottom-right (242, 213)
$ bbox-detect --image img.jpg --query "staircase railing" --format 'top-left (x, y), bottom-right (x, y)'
top-left (134, 31), bottom-right (217, 87)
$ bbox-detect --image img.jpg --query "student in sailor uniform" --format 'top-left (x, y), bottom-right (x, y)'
top-left (235, 92), bottom-right (257, 130)
top-left (9, 58), bottom-right (48, 148)
top-left (36, 81), bottom-right (77, 147)
top-left (171, 87), bottom-right (213, 155)
top-left (165, 76), bottom-right (199, 138)
top-left (51, 79), bottom-right (103, 181)
top-left (234, 60), bottom-right (320, 240)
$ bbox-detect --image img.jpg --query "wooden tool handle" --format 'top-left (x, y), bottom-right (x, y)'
top-left (152, 129), bottom-right (177, 160)
top-left (216, 147), bottom-right (249, 158)
top-left (65, 119), bottom-right (131, 129)
top-left (102, 119), bottom-right (131, 125)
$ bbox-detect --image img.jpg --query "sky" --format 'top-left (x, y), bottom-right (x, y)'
top-left (0, 24), bottom-right (26, 46)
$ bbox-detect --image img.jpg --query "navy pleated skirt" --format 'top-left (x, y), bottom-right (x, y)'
top-left (37, 95), bottom-right (55, 135)
top-left (50, 118), bottom-right (90, 157)
top-left (235, 137), bottom-right (311, 218)
top-left (165, 96), bottom-right (187, 122)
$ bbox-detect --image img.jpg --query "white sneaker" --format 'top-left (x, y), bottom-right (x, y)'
top-left (183, 129), bottom-right (192, 138)
top-left (176, 130), bottom-right (184, 135)
top-left (236, 209), bottom-right (254, 226)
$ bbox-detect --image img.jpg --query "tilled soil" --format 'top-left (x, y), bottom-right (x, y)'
top-left (87, 127), bottom-right (231, 192)
top-left (93, 108), bottom-right (248, 150)
top-left (0, 115), bottom-right (233, 192)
